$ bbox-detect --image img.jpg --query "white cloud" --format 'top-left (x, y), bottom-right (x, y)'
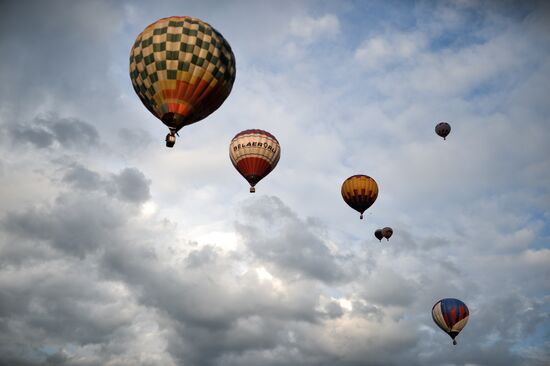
top-left (289, 14), bottom-right (340, 43)
top-left (355, 31), bottom-right (428, 70)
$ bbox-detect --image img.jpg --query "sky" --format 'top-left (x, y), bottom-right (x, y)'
top-left (0, 0), bottom-right (549, 365)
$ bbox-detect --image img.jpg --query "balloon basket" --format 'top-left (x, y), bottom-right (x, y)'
top-left (165, 133), bottom-right (176, 148)
top-left (250, 187), bottom-right (255, 193)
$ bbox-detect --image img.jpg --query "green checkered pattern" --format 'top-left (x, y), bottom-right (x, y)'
top-left (129, 16), bottom-right (236, 126)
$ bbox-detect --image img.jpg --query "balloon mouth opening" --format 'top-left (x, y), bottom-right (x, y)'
top-left (161, 112), bottom-right (188, 129)
top-left (246, 175), bottom-right (261, 186)
top-left (161, 113), bottom-right (177, 126)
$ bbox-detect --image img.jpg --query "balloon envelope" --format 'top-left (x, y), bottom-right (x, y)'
top-left (374, 229), bottom-right (383, 241)
top-left (435, 122), bottom-right (451, 140)
top-left (130, 16), bottom-right (236, 134)
top-left (432, 298), bottom-right (469, 345)
top-left (341, 175), bottom-right (378, 219)
top-left (382, 227), bottom-right (393, 241)
top-left (229, 129), bottom-right (280, 192)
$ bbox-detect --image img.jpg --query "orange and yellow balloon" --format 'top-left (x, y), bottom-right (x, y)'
top-left (129, 16), bottom-right (236, 147)
top-left (341, 175), bottom-right (379, 219)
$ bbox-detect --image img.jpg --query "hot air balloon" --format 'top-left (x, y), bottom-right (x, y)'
top-left (374, 229), bottom-right (383, 242)
top-left (341, 175), bottom-right (378, 219)
top-left (229, 129), bottom-right (280, 193)
top-left (382, 227), bottom-right (393, 241)
top-left (130, 16), bottom-right (236, 147)
top-left (432, 298), bottom-right (469, 345)
top-left (435, 122), bottom-right (451, 140)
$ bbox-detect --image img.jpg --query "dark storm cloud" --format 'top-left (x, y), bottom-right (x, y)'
top-left (7, 115), bottom-right (99, 150)
top-left (235, 196), bottom-right (349, 283)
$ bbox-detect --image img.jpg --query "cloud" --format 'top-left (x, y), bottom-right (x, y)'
top-left (0, 251), bottom-right (173, 366)
top-left (62, 164), bottom-right (103, 190)
top-left (2, 193), bottom-right (126, 258)
top-left (289, 14), bottom-right (340, 43)
top-left (235, 196), bottom-right (349, 283)
top-left (63, 164), bottom-right (151, 204)
top-left (0, 162), bottom-right (151, 259)
top-left (355, 31), bottom-right (428, 70)
top-left (110, 168), bottom-right (151, 203)
top-left (7, 114), bottom-right (99, 150)
top-left (360, 268), bottom-right (419, 307)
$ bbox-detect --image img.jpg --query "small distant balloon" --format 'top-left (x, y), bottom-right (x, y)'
top-left (432, 298), bottom-right (469, 345)
top-left (374, 229), bottom-right (383, 242)
top-left (229, 129), bottom-right (280, 193)
top-left (435, 122), bottom-right (451, 140)
top-left (382, 227), bottom-right (393, 241)
top-left (341, 175), bottom-right (378, 219)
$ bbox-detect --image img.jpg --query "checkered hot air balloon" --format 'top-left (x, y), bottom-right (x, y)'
top-left (341, 175), bottom-right (378, 220)
top-left (130, 16), bottom-right (236, 147)
top-left (229, 129), bottom-right (280, 193)
top-left (432, 298), bottom-right (469, 345)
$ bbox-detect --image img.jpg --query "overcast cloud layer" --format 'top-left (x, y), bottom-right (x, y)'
top-left (0, 1), bottom-right (549, 365)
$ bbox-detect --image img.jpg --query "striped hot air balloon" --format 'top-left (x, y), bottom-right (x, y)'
top-left (432, 298), bottom-right (469, 345)
top-left (130, 16), bottom-right (236, 147)
top-left (341, 175), bottom-right (378, 219)
top-left (229, 129), bottom-right (280, 193)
